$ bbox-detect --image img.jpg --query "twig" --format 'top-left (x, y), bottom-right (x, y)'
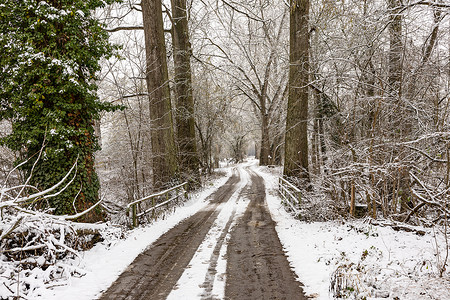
top-left (0, 216), bottom-right (24, 241)
top-left (440, 216), bottom-right (449, 277)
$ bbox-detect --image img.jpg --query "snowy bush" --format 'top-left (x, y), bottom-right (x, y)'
top-left (0, 212), bottom-right (124, 299)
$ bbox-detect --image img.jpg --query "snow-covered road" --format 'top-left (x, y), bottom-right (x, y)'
top-left (97, 161), bottom-right (306, 299)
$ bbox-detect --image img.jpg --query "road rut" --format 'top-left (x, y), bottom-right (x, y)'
top-left (225, 169), bottom-right (307, 300)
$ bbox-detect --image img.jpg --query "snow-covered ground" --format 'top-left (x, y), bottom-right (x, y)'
top-left (256, 166), bottom-right (450, 300)
top-left (2, 161), bottom-right (448, 299)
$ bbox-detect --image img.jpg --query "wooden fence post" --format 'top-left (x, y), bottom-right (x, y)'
top-left (132, 204), bottom-right (137, 228)
top-left (166, 192), bottom-right (169, 212)
top-left (350, 182), bottom-right (355, 217)
top-left (152, 196), bottom-right (155, 220)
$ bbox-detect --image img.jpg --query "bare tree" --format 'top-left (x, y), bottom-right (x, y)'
top-left (192, 0), bottom-right (289, 166)
top-left (300, 0), bottom-right (450, 223)
top-left (192, 65), bottom-right (230, 173)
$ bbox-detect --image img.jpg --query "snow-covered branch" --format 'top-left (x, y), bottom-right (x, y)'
top-left (106, 25), bottom-right (144, 32)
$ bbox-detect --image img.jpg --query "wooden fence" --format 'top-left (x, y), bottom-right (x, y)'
top-left (127, 182), bottom-right (188, 228)
top-left (278, 177), bottom-right (301, 215)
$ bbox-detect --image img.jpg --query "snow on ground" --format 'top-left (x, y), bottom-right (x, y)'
top-left (33, 167), bottom-right (233, 300)
top-left (255, 165), bottom-right (450, 300)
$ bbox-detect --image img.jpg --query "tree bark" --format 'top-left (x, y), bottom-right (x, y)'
top-left (260, 112), bottom-right (270, 165)
top-left (283, 0), bottom-right (310, 181)
top-left (142, 0), bottom-right (178, 190)
top-left (388, 0), bottom-right (403, 109)
top-left (387, 0), bottom-right (410, 214)
top-left (171, 0), bottom-right (200, 187)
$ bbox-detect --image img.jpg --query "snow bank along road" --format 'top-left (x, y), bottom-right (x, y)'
top-left (99, 165), bottom-right (307, 300)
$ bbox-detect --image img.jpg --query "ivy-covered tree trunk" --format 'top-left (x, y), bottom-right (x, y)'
top-left (171, 0), bottom-right (200, 187)
top-left (283, 0), bottom-right (310, 181)
top-left (0, 0), bottom-right (119, 221)
top-left (142, 0), bottom-right (179, 190)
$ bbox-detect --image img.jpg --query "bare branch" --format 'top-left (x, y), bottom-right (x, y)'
top-left (0, 216), bottom-right (24, 241)
top-left (111, 93), bottom-right (149, 103)
top-left (106, 26), bottom-right (144, 32)
top-left (219, 0), bottom-right (264, 22)
top-left (405, 1), bottom-right (450, 9)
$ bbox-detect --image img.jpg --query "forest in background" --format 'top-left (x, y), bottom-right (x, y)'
top-left (94, 0), bottom-right (450, 227)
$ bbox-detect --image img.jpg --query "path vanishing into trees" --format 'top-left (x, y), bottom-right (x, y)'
top-left (99, 164), bottom-right (307, 300)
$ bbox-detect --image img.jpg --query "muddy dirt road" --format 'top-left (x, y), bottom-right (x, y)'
top-left (99, 166), bottom-right (307, 300)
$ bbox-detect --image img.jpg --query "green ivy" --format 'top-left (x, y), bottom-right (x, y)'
top-left (0, 0), bottom-right (121, 221)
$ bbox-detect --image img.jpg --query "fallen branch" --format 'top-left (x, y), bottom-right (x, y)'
top-left (403, 202), bottom-right (427, 223)
top-left (3, 244), bottom-right (46, 253)
top-left (0, 216), bottom-right (24, 241)
top-left (369, 219), bottom-right (427, 236)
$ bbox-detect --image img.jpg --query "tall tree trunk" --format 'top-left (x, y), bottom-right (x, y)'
top-left (142, 0), bottom-right (178, 190)
top-left (387, 0), bottom-right (405, 137)
top-left (311, 117), bottom-right (319, 175)
top-left (284, 0), bottom-right (310, 181)
top-left (260, 112), bottom-right (270, 165)
top-left (318, 101), bottom-right (327, 174)
top-left (388, 0), bottom-right (403, 115)
top-left (388, 0), bottom-right (410, 214)
top-left (171, 0), bottom-right (200, 187)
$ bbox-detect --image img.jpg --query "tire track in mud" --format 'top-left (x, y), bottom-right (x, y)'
top-left (198, 166), bottom-right (253, 299)
top-left (169, 166), bottom-right (251, 300)
top-left (98, 169), bottom-right (241, 300)
top-left (225, 168), bottom-right (308, 300)
top-left (199, 208), bottom-right (236, 300)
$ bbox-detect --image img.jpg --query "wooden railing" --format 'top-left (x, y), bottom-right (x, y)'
top-left (278, 177), bottom-right (301, 214)
top-left (127, 182), bottom-right (188, 228)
